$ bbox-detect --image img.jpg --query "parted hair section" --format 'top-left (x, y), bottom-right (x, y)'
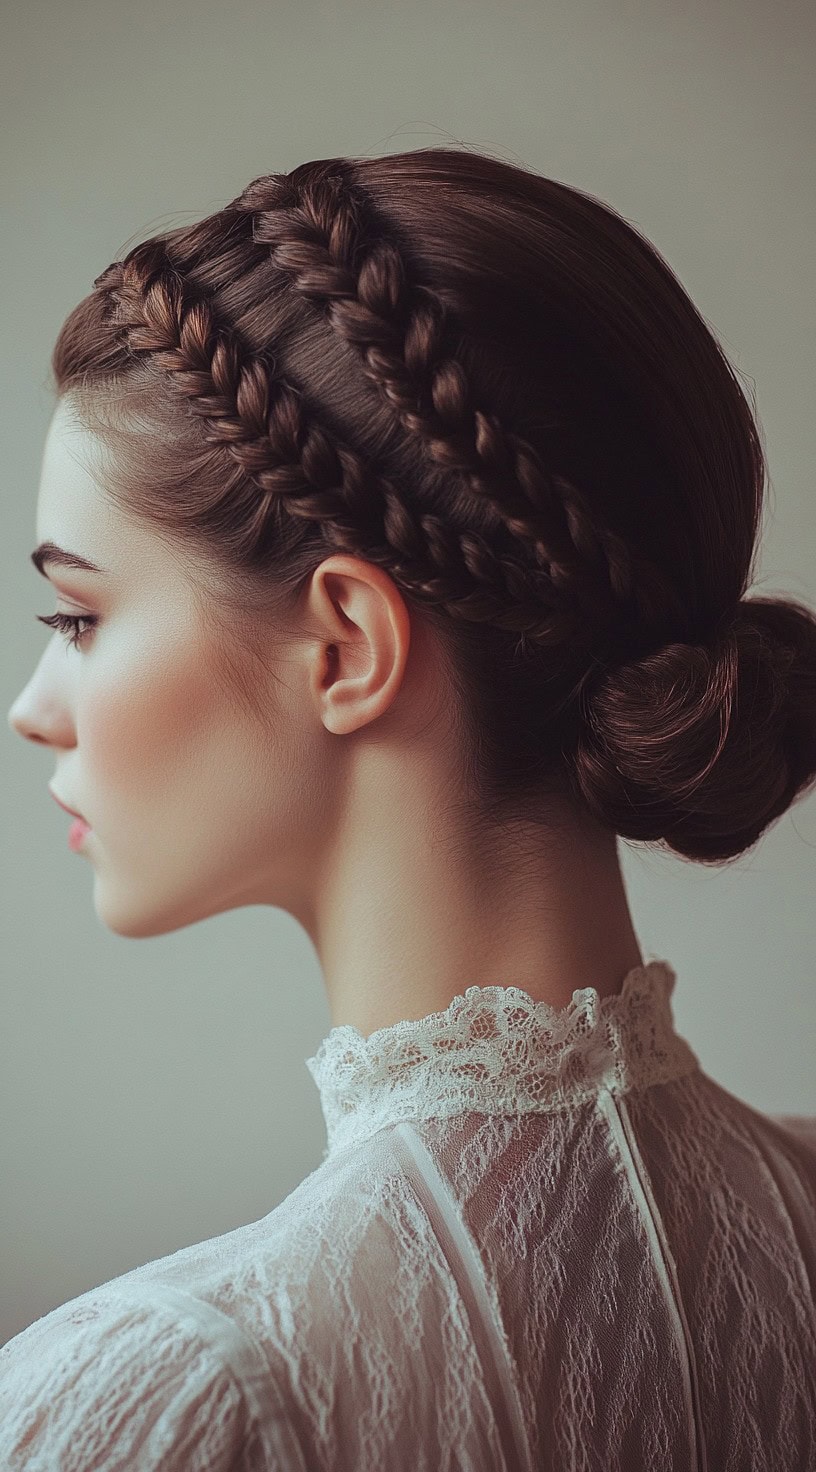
top-left (51, 146), bottom-right (816, 864)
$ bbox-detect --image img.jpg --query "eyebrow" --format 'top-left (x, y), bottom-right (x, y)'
top-left (31, 542), bottom-right (108, 577)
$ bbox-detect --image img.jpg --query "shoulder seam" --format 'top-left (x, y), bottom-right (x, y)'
top-left (96, 1281), bottom-right (307, 1470)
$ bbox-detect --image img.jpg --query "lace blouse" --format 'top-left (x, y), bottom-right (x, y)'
top-left (1, 957), bottom-right (814, 1470)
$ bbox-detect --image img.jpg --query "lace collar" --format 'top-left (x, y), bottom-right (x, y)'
top-left (305, 958), bottom-right (700, 1158)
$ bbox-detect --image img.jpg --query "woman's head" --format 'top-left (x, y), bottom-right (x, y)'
top-left (10, 146), bottom-right (816, 940)
top-left (16, 395), bottom-right (479, 940)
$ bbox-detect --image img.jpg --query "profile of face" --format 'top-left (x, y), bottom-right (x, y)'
top-left (7, 398), bottom-right (420, 943)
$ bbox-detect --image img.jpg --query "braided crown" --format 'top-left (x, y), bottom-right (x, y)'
top-left (91, 165), bottom-right (692, 674)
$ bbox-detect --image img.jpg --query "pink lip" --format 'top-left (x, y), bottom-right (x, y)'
top-left (49, 787), bottom-right (87, 823)
top-left (68, 818), bottom-right (91, 852)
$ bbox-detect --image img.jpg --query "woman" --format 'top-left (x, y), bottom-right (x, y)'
top-left (3, 147), bottom-right (815, 1469)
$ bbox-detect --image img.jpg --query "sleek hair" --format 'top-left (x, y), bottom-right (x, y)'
top-left (50, 146), bottom-right (816, 863)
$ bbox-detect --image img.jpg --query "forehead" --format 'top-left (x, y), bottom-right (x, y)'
top-left (34, 401), bottom-right (175, 588)
top-left (36, 402), bottom-right (118, 540)
top-left (33, 401), bottom-right (221, 617)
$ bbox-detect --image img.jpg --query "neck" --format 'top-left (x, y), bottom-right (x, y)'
top-left (302, 774), bottom-right (645, 1038)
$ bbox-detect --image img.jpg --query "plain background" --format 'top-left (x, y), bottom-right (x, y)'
top-left (2, 0), bottom-right (815, 1348)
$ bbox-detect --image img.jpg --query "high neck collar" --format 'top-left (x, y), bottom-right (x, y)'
top-left (305, 959), bottom-right (700, 1158)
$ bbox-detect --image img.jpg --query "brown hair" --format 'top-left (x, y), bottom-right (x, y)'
top-left (50, 146), bottom-right (816, 864)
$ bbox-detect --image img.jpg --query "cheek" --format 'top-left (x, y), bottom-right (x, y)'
top-left (81, 640), bottom-right (221, 801)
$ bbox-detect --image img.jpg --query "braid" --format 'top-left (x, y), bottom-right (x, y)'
top-left (93, 237), bottom-right (607, 649)
top-left (229, 166), bottom-right (670, 646)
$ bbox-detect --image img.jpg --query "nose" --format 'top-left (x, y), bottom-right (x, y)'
top-left (8, 630), bottom-right (78, 747)
top-left (7, 669), bottom-right (63, 747)
top-left (7, 691), bottom-right (46, 743)
top-left (8, 690), bottom-right (28, 735)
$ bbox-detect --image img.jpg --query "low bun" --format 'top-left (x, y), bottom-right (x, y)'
top-left (568, 597), bottom-right (816, 863)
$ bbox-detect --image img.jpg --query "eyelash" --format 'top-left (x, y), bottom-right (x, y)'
top-left (36, 611), bottom-right (99, 652)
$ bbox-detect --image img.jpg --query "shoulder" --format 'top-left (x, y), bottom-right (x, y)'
top-left (0, 1148), bottom-right (406, 1472)
top-left (0, 1133), bottom-right (439, 1470)
top-left (0, 1282), bottom-right (273, 1470)
top-left (765, 1111), bottom-right (816, 1184)
top-left (108, 1132), bottom-right (411, 1317)
top-left (768, 1112), bottom-right (816, 1146)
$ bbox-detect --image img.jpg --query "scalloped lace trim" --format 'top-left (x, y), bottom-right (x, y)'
top-left (305, 959), bottom-right (701, 1155)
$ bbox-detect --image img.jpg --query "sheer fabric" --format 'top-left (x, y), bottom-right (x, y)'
top-left (1, 957), bottom-right (814, 1470)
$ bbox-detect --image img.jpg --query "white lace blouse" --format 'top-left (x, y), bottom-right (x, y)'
top-left (1, 957), bottom-right (814, 1470)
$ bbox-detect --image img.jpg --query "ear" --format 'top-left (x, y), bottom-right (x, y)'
top-left (305, 555), bottom-right (412, 736)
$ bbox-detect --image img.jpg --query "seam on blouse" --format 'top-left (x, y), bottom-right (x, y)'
top-left (596, 1088), bottom-right (708, 1472)
top-left (734, 1113), bottom-right (816, 1320)
top-left (98, 1281), bottom-right (307, 1471)
top-left (388, 1120), bottom-right (535, 1472)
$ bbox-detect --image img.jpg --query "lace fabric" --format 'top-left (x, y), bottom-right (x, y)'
top-left (305, 958), bottom-right (702, 1157)
top-left (2, 955), bottom-right (814, 1470)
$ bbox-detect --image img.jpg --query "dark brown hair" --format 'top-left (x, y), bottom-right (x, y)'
top-left (50, 146), bottom-right (816, 864)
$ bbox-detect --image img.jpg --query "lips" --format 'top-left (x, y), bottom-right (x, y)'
top-left (49, 788), bottom-right (87, 823)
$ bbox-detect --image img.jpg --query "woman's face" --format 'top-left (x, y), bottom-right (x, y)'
top-left (7, 400), bottom-right (340, 938)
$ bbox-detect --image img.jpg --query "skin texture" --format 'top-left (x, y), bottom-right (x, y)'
top-left (8, 398), bottom-right (646, 1037)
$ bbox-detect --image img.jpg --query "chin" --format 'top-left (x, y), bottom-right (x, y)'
top-left (91, 882), bottom-right (220, 940)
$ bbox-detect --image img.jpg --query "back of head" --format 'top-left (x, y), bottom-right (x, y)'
top-left (51, 145), bottom-right (816, 864)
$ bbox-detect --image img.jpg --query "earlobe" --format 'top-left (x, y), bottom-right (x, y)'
top-left (318, 632), bottom-right (402, 738)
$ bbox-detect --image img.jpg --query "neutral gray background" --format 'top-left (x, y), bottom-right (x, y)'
top-left (2, 0), bottom-right (814, 1347)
